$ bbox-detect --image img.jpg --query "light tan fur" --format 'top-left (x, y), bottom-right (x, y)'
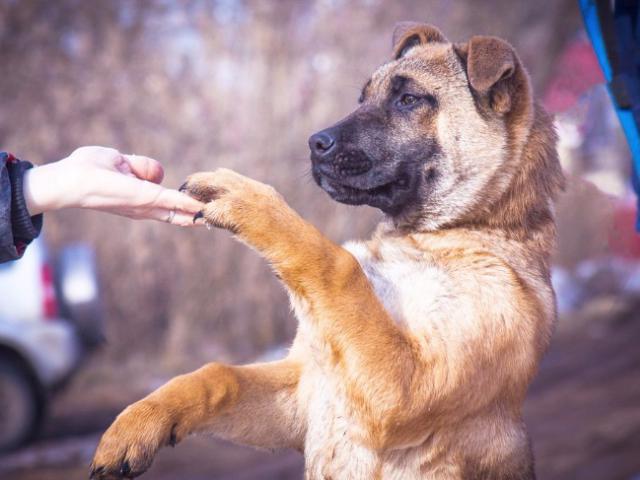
top-left (91, 24), bottom-right (564, 480)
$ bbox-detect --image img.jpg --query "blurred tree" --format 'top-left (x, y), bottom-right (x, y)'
top-left (0, 0), bottom-right (581, 372)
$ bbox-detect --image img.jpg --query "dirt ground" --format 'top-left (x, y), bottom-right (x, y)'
top-left (1, 297), bottom-right (639, 480)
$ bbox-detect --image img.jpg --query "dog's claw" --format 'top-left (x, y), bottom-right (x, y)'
top-left (120, 460), bottom-right (131, 476)
top-left (169, 426), bottom-right (178, 447)
top-left (89, 465), bottom-right (104, 479)
top-left (193, 211), bottom-right (204, 223)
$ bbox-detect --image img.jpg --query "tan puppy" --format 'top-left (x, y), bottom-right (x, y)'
top-left (90, 23), bottom-right (564, 480)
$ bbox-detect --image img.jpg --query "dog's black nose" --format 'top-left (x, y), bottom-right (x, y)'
top-left (309, 131), bottom-right (336, 156)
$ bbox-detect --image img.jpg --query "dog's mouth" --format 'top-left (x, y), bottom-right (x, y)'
top-left (313, 167), bottom-right (416, 214)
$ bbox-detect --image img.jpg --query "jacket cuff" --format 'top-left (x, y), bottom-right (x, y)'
top-left (7, 158), bottom-right (43, 243)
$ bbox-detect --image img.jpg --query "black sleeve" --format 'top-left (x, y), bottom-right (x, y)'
top-left (0, 152), bottom-right (43, 263)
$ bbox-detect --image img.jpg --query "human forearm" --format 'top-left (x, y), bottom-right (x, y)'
top-left (21, 147), bottom-right (203, 224)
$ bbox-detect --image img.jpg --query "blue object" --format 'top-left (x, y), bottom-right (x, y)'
top-left (579, 0), bottom-right (640, 230)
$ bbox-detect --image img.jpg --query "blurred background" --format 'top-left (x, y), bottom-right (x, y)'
top-left (0, 0), bottom-right (639, 479)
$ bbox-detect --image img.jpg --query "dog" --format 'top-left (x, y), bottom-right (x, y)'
top-left (90, 22), bottom-right (564, 480)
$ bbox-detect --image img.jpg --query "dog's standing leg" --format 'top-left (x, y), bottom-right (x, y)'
top-left (90, 359), bottom-right (303, 479)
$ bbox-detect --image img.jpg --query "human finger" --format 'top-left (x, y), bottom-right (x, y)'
top-left (152, 187), bottom-right (205, 214)
top-left (122, 154), bottom-right (165, 184)
top-left (146, 208), bottom-right (204, 227)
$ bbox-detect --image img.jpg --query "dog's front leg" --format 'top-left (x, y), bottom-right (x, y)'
top-left (182, 169), bottom-right (419, 449)
top-left (90, 359), bottom-right (303, 480)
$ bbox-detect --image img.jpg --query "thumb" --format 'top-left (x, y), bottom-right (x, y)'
top-left (122, 154), bottom-right (165, 184)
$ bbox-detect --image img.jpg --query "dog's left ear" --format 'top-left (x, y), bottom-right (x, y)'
top-left (455, 36), bottom-right (526, 115)
top-left (392, 22), bottom-right (447, 60)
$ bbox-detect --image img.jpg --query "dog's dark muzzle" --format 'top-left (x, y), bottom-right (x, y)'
top-left (308, 119), bottom-right (421, 215)
top-left (308, 129), bottom-right (373, 178)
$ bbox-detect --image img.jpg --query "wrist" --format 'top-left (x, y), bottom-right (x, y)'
top-left (23, 161), bottom-right (73, 214)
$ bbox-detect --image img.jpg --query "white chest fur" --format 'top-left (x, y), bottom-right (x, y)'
top-left (343, 240), bottom-right (456, 331)
top-left (292, 240), bottom-right (459, 479)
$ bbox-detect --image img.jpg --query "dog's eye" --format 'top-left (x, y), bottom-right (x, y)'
top-left (395, 93), bottom-right (438, 111)
top-left (399, 94), bottom-right (419, 107)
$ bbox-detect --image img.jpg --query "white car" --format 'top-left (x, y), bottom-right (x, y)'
top-left (0, 238), bottom-right (102, 451)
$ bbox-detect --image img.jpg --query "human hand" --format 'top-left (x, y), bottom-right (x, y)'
top-left (22, 146), bottom-right (204, 226)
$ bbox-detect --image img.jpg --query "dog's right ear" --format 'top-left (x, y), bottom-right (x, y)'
top-left (392, 22), bottom-right (447, 60)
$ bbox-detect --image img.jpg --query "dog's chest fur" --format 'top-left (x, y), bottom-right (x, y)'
top-left (293, 238), bottom-right (463, 479)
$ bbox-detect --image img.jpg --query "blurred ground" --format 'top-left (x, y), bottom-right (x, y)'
top-left (2, 297), bottom-right (639, 480)
top-left (526, 298), bottom-right (640, 480)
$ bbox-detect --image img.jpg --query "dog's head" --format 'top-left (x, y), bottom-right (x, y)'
top-left (309, 23), bottom-right (563, 231)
